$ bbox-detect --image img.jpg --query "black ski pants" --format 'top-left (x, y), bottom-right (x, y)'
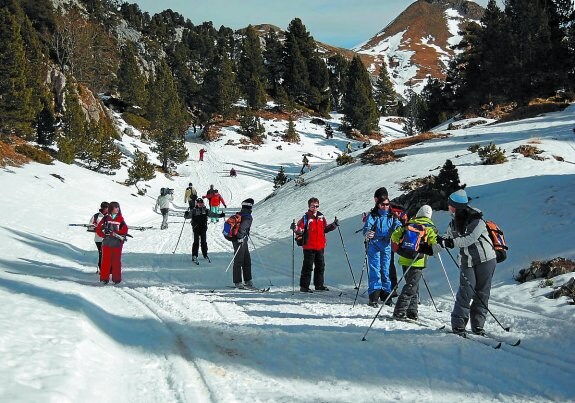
top-left (232, 240), bottom-right (252, 284)
top-left (95, 241), bottom-right (103, 270)
top-left (300, 249), bottom-right (325, 289)
top-left (394, 266), bottom-right (423, 316)
top-left (192, 229), bottom-right (208, 258)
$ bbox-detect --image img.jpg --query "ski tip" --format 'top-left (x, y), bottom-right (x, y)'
top-left (504, 327), bottom-right (511, 332)
top-left (494, 342), bottom-right (502, 349)
top-left (361, 337), bottom-right (367, 341)
top-left (511, 339), bottom-right (521, 346)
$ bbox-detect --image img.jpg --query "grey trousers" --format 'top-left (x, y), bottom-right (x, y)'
top-left (451, 259), bottom-right (496, 330)
top-left (394, 266), bottom-right (423, 316)
top-left (160, 208), bottom-right (169, 229)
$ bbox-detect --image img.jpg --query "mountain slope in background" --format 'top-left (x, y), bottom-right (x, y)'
top-left (354, 0), bottom-right (484, 95)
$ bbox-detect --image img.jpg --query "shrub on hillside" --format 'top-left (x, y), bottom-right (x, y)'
top-left (15, 144), bottom-right (54, 165)
top-left (122, 112), bottom-right (150, 131)
top-left (513, 145), bottom-right (545, 161)
top-left (336, 153), bottom-right (355, 166)
top-left (478, 143), bottom-right (507, 165)
top-left (467, 144), bottom-right (481, 153)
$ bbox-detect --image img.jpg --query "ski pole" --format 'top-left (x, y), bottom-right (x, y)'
top-left (421, 273), bottom-right (441, 312)
top-left (336, 219), bottom-right (358, 289)
top-left (445, 249), bottom-right (510, 332)
top-left (436, 252), bottom-right (456, 301)
top-left (362, 254), bottom-right (421, 341)
top-left (353, 240), bottom-right (369, 308)
top-left (292, 219), bottom-right (295, 295)
top-left (248, 235), bottom-right (273, 287)
top-left (225, 236), bottom-right (246, 273)
top-left (172, 218), bottom-right (187, 254)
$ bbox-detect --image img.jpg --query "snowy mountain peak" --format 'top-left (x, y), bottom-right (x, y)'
top-left (353, 0), bottom-right (484, 96)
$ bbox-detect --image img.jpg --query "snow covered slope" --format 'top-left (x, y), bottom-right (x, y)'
top-left (1, 105), bottom-right (574, 402)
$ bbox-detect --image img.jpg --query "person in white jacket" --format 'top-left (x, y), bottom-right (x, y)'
top-left (155, 188), bottom-right (174, 230)
top-left (89, 201), bottom-right (109, 273)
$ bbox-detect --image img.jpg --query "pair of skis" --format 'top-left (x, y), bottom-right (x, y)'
top-left (68, 224), bottom-right (154, 231)
top-left (380, 314), bottom-right (521, 349)
top-left (192, 256), bottom-right (211, 265)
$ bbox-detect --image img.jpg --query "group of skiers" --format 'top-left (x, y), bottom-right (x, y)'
top-left (89, 181), bottom-right (498, 336)
top-left (290, 186), bottom-right (498, 336)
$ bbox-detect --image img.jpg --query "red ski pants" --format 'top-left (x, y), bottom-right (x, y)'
top-left (100, 245), bottom-right (123, 283)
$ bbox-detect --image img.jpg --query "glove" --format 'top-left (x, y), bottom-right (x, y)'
top-left (418, 243), bottom-right (433, 256)
top-left (366, 230), bottom-right (375, 240)
top-left (219, 212), bottom-right (225, 218)
top-left (236, 238), bottom-right (244, 244)
top-left (184, 211), bottom-right (190, 219)
top-left (104, 228), bottom-right (112, 235)
top-left (333, 218), bottom-right (339, 227)
top-left (223, 205), bottom-right (227, 208)
top-left (438, 236), bottom-right (454, 249)
top-left (432, 243), bottom-right (442, 256)
top-left (290, 222), bottom-right (296, 231)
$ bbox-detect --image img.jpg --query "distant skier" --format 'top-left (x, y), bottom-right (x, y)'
top-left (155, 188), bottom-right (173, 230)
top-left (184, 182), bottom-right (198, 208)
top-left (229, 167), bottom-right (237, 177)
top-left (205, 184), bottom-right (215, 199)
top-left (204, 188), bottom-right (227, 223)
top-left (95, 201), bottom-right (128, 285)
top-left (292, 197), bottom-right (339, 293)
top-left (89, 201), bottom-right (109, 273)
top-left (346, 142), bottom-right (352, 153)
top-left (300, 155), bottom-right (311, 174)
top-left (187, 198), bottom-right (225, 263)
top-left (199, 148), bottom-right (207, 161)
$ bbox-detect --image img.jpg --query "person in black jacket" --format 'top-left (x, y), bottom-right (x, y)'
top-left (232, 198), bottom-right (254, 288)
top-left (187, 198), bottom-right (224, 263)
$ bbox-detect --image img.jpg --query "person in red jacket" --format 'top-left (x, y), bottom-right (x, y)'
top-left (95, 201), bottom-right (129, 284)
top-left (204, 189), bottom-right (227, 223)
top-left (292, 197), bottom-right (339, 292)
top-left (199, 148), bottom-right (207, 161)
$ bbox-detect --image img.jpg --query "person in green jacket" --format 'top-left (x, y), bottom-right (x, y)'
top-left (390, 205), bottom-right (438, 320)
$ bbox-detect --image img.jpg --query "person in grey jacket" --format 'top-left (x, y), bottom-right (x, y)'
top-left (232, 198), bottom-right (254, 289)
top-left (155, 188), bottom-right (173, 230)
top-left (437, 189), bottom-right (497, 336)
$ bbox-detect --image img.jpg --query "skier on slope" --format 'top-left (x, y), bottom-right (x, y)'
top-left (232, 198), bottom-right (255, 288)
top-left (155, 188), bottom-right (173, 230)
top-left (363, 187), bottom-right (401, 307)
top-left (95, 201), bottom-right (129, 285)
top-left (204, 189), bottom-right (227, 223)
top-left (89, 201), bottom-right (109, 273)
top-left (186, 198), bottom-right (225, 263)
top-left (199, 148), bottom-right (207, 161)
top-left (436, 189), bottom-right (497, 336)
top-left (184, 182), bottom-right (198, 209)
top-left (292, 197), bottom-right (339, 293)
top-left (390, 205), bottom-right (438, 321)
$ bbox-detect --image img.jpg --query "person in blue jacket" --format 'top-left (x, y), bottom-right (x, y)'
top-left (363, 187), bottom-right (401, 307)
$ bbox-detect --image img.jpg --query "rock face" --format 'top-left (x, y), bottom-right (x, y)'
top-left (46, 65), bottom-right (67, 111)
top-left (353, 0), bottom-right (484, 95)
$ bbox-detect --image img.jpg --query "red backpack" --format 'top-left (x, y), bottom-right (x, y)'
top-left (484, 220), bottom-right (508, 263)
top-left (222, 213), bottom-right (242, 241)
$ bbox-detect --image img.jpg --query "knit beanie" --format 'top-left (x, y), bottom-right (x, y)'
top-left (416, 205), bottom-right (432, 219)
top-left (448, 189), bottom-right (469, 209)
top-left (242, 198), bottom-right (254, 208)
top-left (373, 187), bottom-right (388, 200)
top-left (189, 182), bottom-right (193, 187)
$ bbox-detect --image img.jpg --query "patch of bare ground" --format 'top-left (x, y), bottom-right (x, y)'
top-left (0, 136), bottom-right (32, 167)
top-left (361, 132), bottom-right (447, 164)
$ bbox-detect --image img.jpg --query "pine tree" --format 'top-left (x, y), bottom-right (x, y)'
top-left (147, 60), bottom-right (189, 171)
top-left (435, 159), bottom-right (465, 197)
top-left (403, 85), bottom-right (426, 136)
top-left (202, 40), bottom-right (237, 120)
top-left (85, 119), bottom-right (122, 173)
top-left (37, 99), bottom-right (56, 145)
top-left (0, 7), bottom-right (34, 136)
top-left (282, 28), bottom-right (309, 104)
top-left (374, 63), bottom-right (397, 116)
top-left (238, 109), bottom-right (265, 141)
top-left (283, 115), bottom-right (300, 143)
top-left (238, 25), bottom-right (266, 109)
top-left (342, 55), bottom-right (378, 135)
top-left (420, 78), bottom-right (448, 130)
top-left (117, 41), bottom-right (147, 109)
top-left (273, 166), bottom-right (289, 189)
top-left (327, 54), bottom-right (350, 111)
top-left (58, 86), bottom-right (87, 163)
top-left (263, 28), bottom-right (283, 97)
top-left (127, 150), bottom-right (156, 190)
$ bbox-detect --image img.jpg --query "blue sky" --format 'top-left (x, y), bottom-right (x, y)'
top-left (131, 0), bottom-right (494, 49)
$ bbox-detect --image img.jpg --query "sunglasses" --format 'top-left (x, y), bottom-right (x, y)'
top-left (310, 204), bottom-right (320, 208)
top-left (379, 202), bottom-right (390, 206)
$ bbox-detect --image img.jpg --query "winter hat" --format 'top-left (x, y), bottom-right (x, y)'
top-left (374, 187), bottom-right (388, 200)
top-left (188, 182), bottom-right (193, 187)
top-left (416, 205), bottom-right (433, 219)
top-left (242, 198), bottom-right (254, 208)
top-left (196, 197), bottom-right (204, 203)
top-left (448, 189), bottom-right (469, 209)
